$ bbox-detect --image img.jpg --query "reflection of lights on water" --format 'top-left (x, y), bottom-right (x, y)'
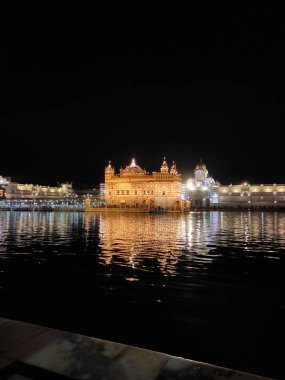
top-left (2, 211), bottom-right (285, 275)
top-left (103, 212), bottom-right (222, 271)
top-left (186, 216), bottom-right (193, 248)
top-left (99, 214), bottom-right (183, 275)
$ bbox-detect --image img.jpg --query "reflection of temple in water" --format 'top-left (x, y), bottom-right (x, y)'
top-left (98, 213), bottom-right (184, 275)
top-left (1, 210), bottom-right (284, 269)
top-left (97, 210), bottom-right (285, 274)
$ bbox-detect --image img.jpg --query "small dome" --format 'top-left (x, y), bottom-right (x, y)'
top-left (125, 158), bottom-right (142, 170)
top-left (120, 158), bottom-right (146, 177)
top-left (196, 160), bottom-right (206, 171)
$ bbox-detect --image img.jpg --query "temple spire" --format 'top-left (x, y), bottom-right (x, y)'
top-left (160, 157), bottom-right (169, 173)
top-left (170, 161), bottom-right (177, 175)
top-left (105, 160), bottom-right (115, 176)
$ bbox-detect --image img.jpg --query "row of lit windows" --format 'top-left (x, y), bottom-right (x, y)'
top-left (220, 199), bottom-right (281, 204)
top-left (108, 190), bottom-right (167, 196)
top-left (117, 190), bottom-right (130, 195)
top-left (115, 190), bottom-right (155, 195)
top-left (222, 192), bottom-right (284, 196)
top-left (17, 187), bottom-right (62, 193)
top-left (221, 189), bottom-right (285, 193)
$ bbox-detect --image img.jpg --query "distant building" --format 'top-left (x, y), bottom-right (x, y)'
top-left (0, 175), bottom-right (74, 200)
top-left (181, 183), bottom-right (187, 200)
top-left (186, 161), bottom-right (285, 209)
top-left (0, 175), bottom-right (10, 187)
top-left (105, 158), bottom-right (186, 210)
top-left (0, 176), bottom-right (8, 199)
top-left (75, 186), bottom-right (103, 207)
top-left (186, 161), bottom-right (220, 207)
top-left (218, 183), bottom-right (285, 208)
top-left (99, 183), bottom-right (106, 202)
top-left (0, 175), bottom-right (10, 198)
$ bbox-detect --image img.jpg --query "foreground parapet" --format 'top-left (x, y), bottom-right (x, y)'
top-left (0, 317), bottom-right (269, 380)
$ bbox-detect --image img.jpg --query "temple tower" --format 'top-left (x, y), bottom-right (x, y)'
top-left (105, 161), bottom-right (115, 180)
top-left (170, 161), bottom-right (177, 175)
top-left (160, 157), bottom-right (169, 174)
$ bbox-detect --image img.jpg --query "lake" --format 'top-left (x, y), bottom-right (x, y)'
top-left (0, 211), bottom-right (284, 378)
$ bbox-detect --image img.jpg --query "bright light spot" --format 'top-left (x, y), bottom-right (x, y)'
top-left (202, 186), bottom-right (208, 191)
top-left (187, 184), bottom-right (195, 190)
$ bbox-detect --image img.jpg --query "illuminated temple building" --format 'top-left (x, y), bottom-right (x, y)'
top-left (186, 161), bottom-right (285, 209)
top-left (2, 159), bottom-right (285, 210)
top-left (186, 161), bottom-right (220, 207)
top-left (104, 158), bottom-right (187, 210)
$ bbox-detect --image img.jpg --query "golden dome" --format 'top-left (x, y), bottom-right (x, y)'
top-left (120, 158), bottom-right (146, 177)
top-left (125, 158), bottom-right (142, 171)
top-left (195, 160), bottom-right (206, 170)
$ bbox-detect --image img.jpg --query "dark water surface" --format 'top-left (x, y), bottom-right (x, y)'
top-left (0, 211), bottom-right (285, 378)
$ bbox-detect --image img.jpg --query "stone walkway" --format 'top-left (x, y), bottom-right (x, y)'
top-left (0, 317), bottom-right (272, 379)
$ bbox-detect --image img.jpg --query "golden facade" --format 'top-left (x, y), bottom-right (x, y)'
top-left (105, 158), bottom-right (184, 210)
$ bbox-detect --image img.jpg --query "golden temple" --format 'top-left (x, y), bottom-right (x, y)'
top-left (102, 158), bottom-right (189, 212)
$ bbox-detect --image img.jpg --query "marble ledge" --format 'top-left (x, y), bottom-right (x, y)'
top-left (0, 317), bottom-right (272, 380)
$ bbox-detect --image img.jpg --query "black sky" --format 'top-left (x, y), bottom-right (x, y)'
top-left (2, 4), bottom-right (285, 187)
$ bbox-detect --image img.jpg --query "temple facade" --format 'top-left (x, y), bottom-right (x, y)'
top-left (104, 158), bottom-right (186, 210)
top-left (186, 161), bottom-right (220, 207)
top-left (186, 161), bottom-right (285, 209)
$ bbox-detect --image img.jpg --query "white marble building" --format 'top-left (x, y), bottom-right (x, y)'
top-left (186, 161), bottom-right (285, 209)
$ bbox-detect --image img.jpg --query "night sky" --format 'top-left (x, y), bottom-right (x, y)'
top-left (2, 4), bottom-right (285, 188)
